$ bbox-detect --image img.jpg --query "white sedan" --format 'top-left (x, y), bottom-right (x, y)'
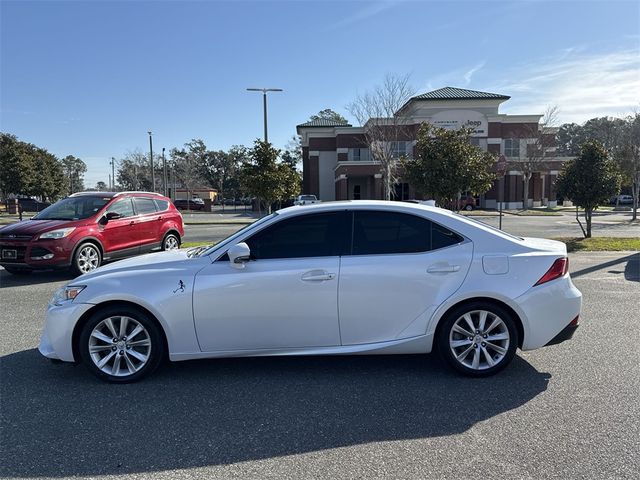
top-left (39, 201), bottom-right (582, 382)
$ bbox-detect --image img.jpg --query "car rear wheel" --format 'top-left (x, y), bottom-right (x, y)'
top-left (78, 305), bottom-right (165, 383)
top-left (437, 302), bottom-right (518, 377)
top-left (162, 233), bottom-right (180, 251)
top-left (464, 204), bottom-right (474, 211)
top-left (72, 242), bottom-right (102, 275)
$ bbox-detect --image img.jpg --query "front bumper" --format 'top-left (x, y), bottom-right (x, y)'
top-left (0, 239), bottom-right (74, 269)
top-left (38, 301), bottom-right (95, 362)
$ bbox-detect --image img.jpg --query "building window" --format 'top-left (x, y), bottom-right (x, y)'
top-left (504, 138), bottom-right (520, 158)
top-left (353, 185), bottom-right (361, 200)
top-left (348, 148), bottom-right (370, 162)
top-left (393, 183), bottom-right (410, 201)
top-left (390, 141), bottom-right (411, 158)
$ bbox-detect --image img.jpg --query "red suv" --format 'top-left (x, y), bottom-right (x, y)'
top-left (0, 191), bottom-right (184, 275)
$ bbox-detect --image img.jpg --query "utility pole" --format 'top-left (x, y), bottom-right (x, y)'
top-left (162, 147), bottom-right (168, 197)
top-left (246, 87), bottom-right (283, 142)
top-left (148, 131), bottom-right (154, 192)
top-left (110, 157), bottom-right (116, 191)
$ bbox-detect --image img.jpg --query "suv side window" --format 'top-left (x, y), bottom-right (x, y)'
top-left (352, 211), bottom-right (462, 255)
top-left (134, 197), bottom-right (158, 215)
top-left (246, 212), bottom-right (349, 260)
top-left (154, 199), bottom-right (169, 211)
top-left (106, 198), bottom-right (135, 218)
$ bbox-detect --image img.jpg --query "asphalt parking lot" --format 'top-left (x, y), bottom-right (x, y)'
top-left (0, 252), bottom-right (639, 479)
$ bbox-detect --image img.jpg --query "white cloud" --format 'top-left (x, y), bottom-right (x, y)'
top-left (463, 61), bottom-right (486, 86)
top-left (326, 0), bottom-right (399, 31)
top-left (493, 48), bottom-right (640, 123)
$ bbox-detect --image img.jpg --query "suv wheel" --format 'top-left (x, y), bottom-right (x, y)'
top-left (162, 233), bottom-right (180, 251)
top-left (72, 242), bottom-right (102, 275)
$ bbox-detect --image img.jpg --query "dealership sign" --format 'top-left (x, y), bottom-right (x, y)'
top-left (430, 110), bottom-right (488, 137)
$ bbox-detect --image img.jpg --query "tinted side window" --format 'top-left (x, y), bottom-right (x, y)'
top-left (246, 212), bottom-right (348, 260)
top-left (134, 197), bottom-right (158, 215)
top-left (106, 198), bottom-right (135, 218)
top-left (154, 199), bottom-right (169, 211)
top-left (352, 211), bottom-right (431, 255)
top-left (432, 222), bottom-right (464, 250)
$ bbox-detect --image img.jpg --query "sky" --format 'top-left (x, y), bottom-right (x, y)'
top-left (1, 0), bottom-right (639, 187)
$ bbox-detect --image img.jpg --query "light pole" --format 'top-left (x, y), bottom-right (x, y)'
top-left (109, 157), bottom-right (116, 191)
top-left (148, 131), bottom-right (155, 192)
top-left (162, 147), bottom-right (168, 197)
top-left (246, 87), bottom-right (283, 142)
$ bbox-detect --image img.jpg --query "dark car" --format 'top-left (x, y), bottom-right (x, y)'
top-left (173, 199), bottom-right (205, 211)
top-left (0, 191), bottom-right (184, 275)
top-left (16, 197), bottom-right (51, 212)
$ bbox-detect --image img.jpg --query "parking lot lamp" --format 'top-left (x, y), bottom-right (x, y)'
top-left (148, 131), bottom-right (155, 192)
top-left (246, 88), bottom-right (283, 142)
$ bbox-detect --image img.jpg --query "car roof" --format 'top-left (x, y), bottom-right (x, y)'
top-left (69, 191), bottom-right (166, 199)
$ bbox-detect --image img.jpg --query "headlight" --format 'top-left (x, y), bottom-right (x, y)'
top-left (50, 285), bottom-right (86, 305)
top-left (39, 227), bottom-right (76, 240)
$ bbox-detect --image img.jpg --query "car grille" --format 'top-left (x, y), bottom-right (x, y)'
top-left (0, 233), bottom-right (33, 241)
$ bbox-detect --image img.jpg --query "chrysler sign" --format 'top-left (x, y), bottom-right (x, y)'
top-left (430, 110), bottom-right (488, 137)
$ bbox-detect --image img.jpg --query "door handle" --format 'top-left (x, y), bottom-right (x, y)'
top-left (129, 221), bottom-right (135, 226)
top-left (427, 264), bottom-right (461, 274)
top-left (301, 270), bottom-right (336, 282)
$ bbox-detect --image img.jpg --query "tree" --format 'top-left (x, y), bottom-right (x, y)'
top-left (508, 105), bottom-right (558, 210)
top-left (614, 112), bottom-right (640, 220)
top-left (403, 124), bottom-right (496, 207)
top-left (309, 109), bottom-right (349, 124)
top-left (32, 149), bottom-right (65, 201)
top-left (200, 145), bottom-right (248, 202)
top-left (556, 141), bottom-right (621, 238)
top-left (116, 151), bottom-right (154, 191)
top-left (171, 139), bottom-right (208, 207)
top-left (60, 155), bottom-right (87, 194)
top-left (240, 140), bottom-right (300, 213)
top-left (347, 73), bottom-right (415, 200)
top-left (95, 181), bottom-right (108, 191)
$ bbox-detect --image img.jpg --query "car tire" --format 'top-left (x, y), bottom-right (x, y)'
top-left (437, 301), bottom-right (518, 377)
top-left (71, 242), bottom-right (102, 276)
top-left (162, 232), bottom-right (180, 251)
top-left (3, 266), bottom-right (31, 275)
top-left (78, 305), bottom-right (165, 383)
top-left (464, 204), bottom-right (474, 211)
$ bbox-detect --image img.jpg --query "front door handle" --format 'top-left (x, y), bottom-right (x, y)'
top-left (427, 264), bottom-right (461, 274)
top-left (301, 270), bottom-right (336, 282)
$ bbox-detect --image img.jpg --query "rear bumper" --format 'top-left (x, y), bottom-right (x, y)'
top-left (544, 322), bottom-right (579, 346)
top-left (517, 275), bottom-right (582, 350)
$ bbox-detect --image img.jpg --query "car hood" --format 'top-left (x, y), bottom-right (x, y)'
top-left (0, 219), bottom-right (75, 237)
top-left (76, 250), bottom-right (205, 281)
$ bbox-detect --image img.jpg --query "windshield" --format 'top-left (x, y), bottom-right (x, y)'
top-left (197, 213), bottom-right (277, 257)
top-left (33, 196), bottom-right (111, 221)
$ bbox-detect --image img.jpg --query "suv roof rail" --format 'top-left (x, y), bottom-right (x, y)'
top-left (114, 191), bottom-right (165, 197)
top-left (69, 191), bottom-right (117, 197)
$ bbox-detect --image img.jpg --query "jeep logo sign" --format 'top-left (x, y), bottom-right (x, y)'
top-left (430, 110), bottom-right (488, 137)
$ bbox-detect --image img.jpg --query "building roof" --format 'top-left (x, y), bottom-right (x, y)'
top-left (411, 86), bottom-right (510, 101)
top-left (296, 118), bottom-right (352, 128)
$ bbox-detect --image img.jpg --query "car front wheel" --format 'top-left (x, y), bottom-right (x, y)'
top-left (437, 302), bottom-right (518, 377)
top-left (78, 305), bottom-right (165, 383)
top-left (72, 242), bottom-right (102, 276)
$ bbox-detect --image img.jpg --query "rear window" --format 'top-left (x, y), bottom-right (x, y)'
top-left (134, 197), bottom-right (158, 215)
top-left (154, 199), bottom-right (169, 211)
top-left (352, 211), bottom-right (463, 255)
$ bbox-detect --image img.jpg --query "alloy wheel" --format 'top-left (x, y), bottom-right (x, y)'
top-left (88, 316), bottom-right (152, 377)
top-left (164, 235), bottom-right (179, 250)
top-left (449, 310), bottom-right (510, 370)
top-left (77, 245), bottom-right (100, 273)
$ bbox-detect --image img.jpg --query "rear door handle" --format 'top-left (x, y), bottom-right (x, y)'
top-left (301, 270), bottom-right (336, 282)
top-left (427, 264), bottom-right (461, 274)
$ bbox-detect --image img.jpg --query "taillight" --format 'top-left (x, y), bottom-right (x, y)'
top-left (534, 257), bottom-right (569, 286)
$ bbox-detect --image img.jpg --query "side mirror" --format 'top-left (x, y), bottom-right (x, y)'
top-left (228, 242), bottom-right (251, 269)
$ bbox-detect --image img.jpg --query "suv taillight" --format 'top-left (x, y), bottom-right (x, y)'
top-left (534, 257), bottom-right (569, 286)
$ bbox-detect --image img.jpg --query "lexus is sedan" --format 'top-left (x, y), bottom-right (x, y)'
top-left (39, 201), bottom-right (582, 382)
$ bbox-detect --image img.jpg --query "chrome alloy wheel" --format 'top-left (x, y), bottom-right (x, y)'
top-left (449, 310), bottom-right (510, 370)
top-left (164, 235), bottom-right (179, 250)
top-left (88, 316), bottom-right (152, 377)
top-left (77, 245), bottom-right (100, 273)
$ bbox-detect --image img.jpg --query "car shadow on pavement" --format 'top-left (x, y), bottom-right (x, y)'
top-left (0, 269), bottom-right (76, 288)
top-left (571, 252), bottom-right (639, 282)
top-left (1, 350), bottom-right (550, 478)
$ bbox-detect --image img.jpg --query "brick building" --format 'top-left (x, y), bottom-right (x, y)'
top-left (296, 87), bottom-right (570, 208)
